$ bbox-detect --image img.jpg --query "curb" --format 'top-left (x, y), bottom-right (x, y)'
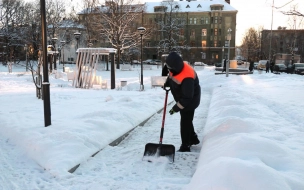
top-left (68, 100), bottom-right (174, 173)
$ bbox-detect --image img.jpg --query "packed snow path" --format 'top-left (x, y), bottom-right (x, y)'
top-left (72, 87), bottom-right (211, 189)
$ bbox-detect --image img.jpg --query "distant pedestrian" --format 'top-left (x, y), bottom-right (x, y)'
top-left (266, 61), bottom-right (270, 73)
top-left (222, 59), bottom-right (226, 73)
top-left (270, 61), bottom-right (274, 73)
top-left (249, 60), bottom-right (254, 72)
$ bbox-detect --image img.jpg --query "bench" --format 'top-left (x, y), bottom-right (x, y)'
top-left (120, 64), bottom-right (132, 71)
top-left (91, 76), bottom-right (108, 89)
top-left (65, 67), bottom-right (70, 73)
top-left (67, 71), bottom-right (75, 81)
top-left (101, 80), bottom-right (108, 89)
top-left (151, 76), bottom-right (167, 88)
top-left (92, 76), bottom-right (102, 86)
top-left (55, 70), bottom-right (64, 79)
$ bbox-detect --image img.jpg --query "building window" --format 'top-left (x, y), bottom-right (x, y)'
top-left (214, 28), bottom-right (218, 36)
top-left (201, 40), bottom-right (206, 47)
top-left (201, 17), bottom-right (205, 24)
top-left (225, 40), bottom-right (229, 47)
top-left (189, 18), bottom-right (193, 24)
top-left (180, 29), bottom-right (184, 35)
top-left (201, 29), bottom-right (207, 36)
top-left (147, 42), bottom-right (150, 47)
top-left (214, 16), bottom-right (218, 24)
top-left (194, 18), bottom-right (197, 24)
top-left (191, 41), bottom-right (195, 47)
top-left (212, 53), bottom-right (218, 59)
top-left (201, 52), bottom-right (206, 59)
top-left (191, 29), bottom-right (195, 36)
top-left (214, 41), bottom-right (217, 47)
top-left (219, 17), bottom-right (222, 24)
top-left (206, 17), bottom-right (209, 24)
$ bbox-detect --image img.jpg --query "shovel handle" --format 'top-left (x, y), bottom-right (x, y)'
top-left (159, 89), bottom-right (169, 144)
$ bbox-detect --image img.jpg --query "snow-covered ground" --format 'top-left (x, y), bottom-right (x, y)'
top-left (0, 62), bottom-right (303, 190)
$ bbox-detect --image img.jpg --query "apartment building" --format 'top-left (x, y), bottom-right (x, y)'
top-left (78, 0), bottom-right (237, 65)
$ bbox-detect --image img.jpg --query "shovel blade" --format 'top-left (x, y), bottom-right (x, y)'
top-left (143, 143), bottom-right (175, 163)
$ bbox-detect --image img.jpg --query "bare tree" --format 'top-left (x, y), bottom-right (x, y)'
top-left (0, 0), bottom-right (29, 63)
top-left (283, 4), bottom-right (304, 63)
top-left (240, 27), bottom-right (261, 62)
top-left (155, 0), bottom-right (185, 55)
top-left (85, 0), bottom-right (146, 69)
top-left (45, 0), bottom-right (67, 40)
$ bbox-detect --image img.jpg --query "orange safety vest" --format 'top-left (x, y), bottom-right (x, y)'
top-left (169, 62), bottom-right (196, 84)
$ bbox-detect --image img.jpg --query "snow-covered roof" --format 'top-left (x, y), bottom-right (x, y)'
top-left (48, 19), bottom-right (85, 30)
top-left (57, 19), bottom-right (85, 29)
top-left (145, 0), bottom-right (237, 13)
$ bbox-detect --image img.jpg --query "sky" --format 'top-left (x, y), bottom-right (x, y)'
top-left (231, 0), bottom-right (304, 45)
top-left (1, 61), bottom-right (304, 190)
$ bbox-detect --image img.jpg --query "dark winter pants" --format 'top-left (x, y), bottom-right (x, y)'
top-left (180, 110), bottom-right (196, 145)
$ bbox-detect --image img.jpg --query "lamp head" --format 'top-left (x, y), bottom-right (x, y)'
top-left (74, 32), bottom-right (81, 39)
top-left (137, 27), bottom-right (146, 34)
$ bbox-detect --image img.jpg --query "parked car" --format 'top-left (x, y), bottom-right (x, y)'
top-left (154, 59), bottom-right (161, 65)
top-left (254, 62), bottom-right (259, 69)
top-left (294, 63), bottom-right (304, 74)
top-left (257, 60), bottom-right (268, 70)
top-left (132, 60), bottom-right (139, 64)
top-left (237, 60), bottom-right (243, 65)
top-left (274, 64), bottom-right (287, 73)
top-left (194, 62), bottom-right (206, 66)
top-left (214, 62), bottom-right (222, 67)
top-left (142, 59), bottom-right (155, 64)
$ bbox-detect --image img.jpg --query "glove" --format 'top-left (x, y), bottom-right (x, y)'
top-left (169, 108), bottom-right (176, 115)
top-left (163, 78), bottom-right (171, 90)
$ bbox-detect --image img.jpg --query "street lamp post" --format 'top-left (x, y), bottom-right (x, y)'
top-left (291, 47), bottom-right (298, 65)
top-left (88, 41), bottom-right (93, 47)
top-left (222, 46), bottom-right (224, 67)
top-left (60, 40), bottom-right (66, 72)
top-left (52, 37), bottom-right (58, 70)
top-left (74, 32), bottom-right (81, 50)
top-left (137, 26), bottom-right (146, 91)
top-left (24, 44), bottom-right (28, 71)
top-left (226, 28), bottom-right (232, 77)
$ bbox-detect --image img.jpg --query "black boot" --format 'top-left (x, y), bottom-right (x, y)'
top-left (190, 134), bottom-right (200, 146)
top-left (177, 144), bottom-right (190, 152)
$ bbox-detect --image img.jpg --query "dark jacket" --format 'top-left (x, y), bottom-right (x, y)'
top-left (162, 52), bottom-right (201, 112)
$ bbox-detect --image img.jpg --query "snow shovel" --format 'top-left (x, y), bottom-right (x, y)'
top-left (143, 88), bottom-right (175, 163)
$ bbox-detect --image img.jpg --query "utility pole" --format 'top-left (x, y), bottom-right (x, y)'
top-left (268, 0), bottom-right (274, 63)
